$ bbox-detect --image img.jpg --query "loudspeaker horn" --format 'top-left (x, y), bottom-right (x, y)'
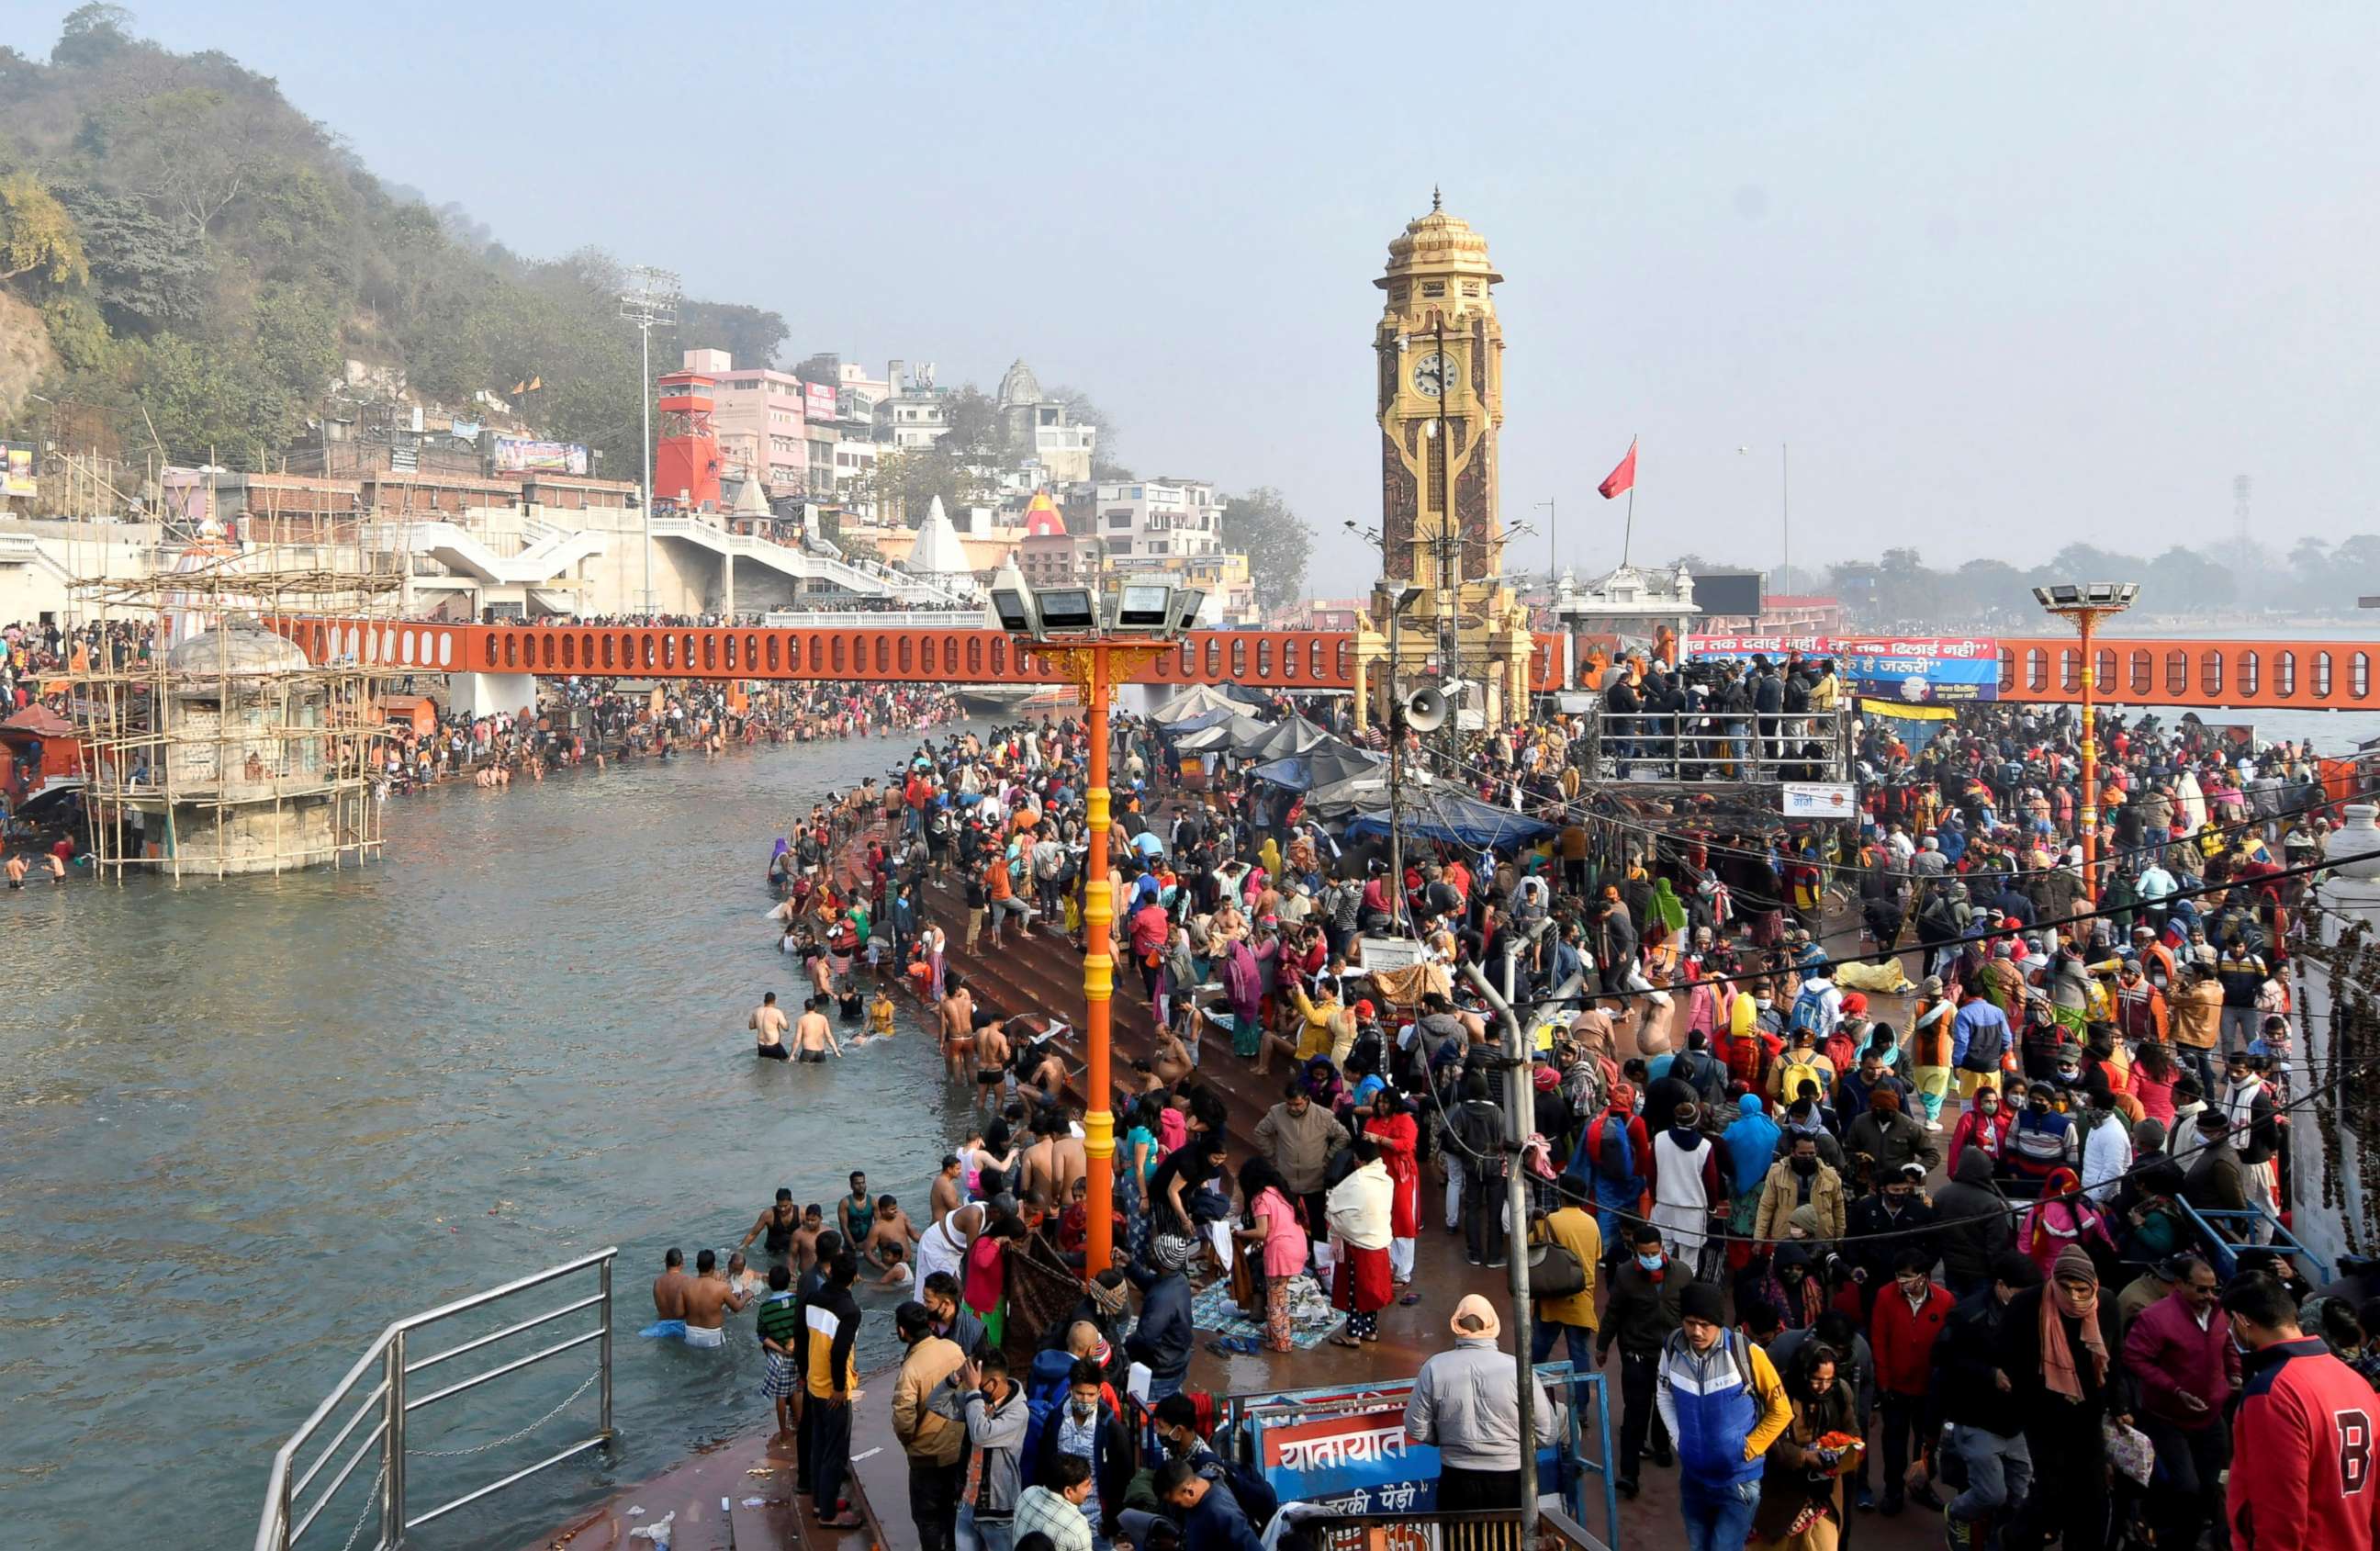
top-left (1404, 686), bottom-right (1449, 732)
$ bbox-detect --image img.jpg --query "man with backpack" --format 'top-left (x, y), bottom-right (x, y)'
top-left (1788, 963), bottom-right (1845, 1048)
top-left (1571, 1082), bottom-right (1648, 1264)
top-left (1656, 1281), bottom-right (1793, 1551)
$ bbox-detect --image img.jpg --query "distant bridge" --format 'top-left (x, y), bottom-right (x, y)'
top-left (272, 617), bottom-right (2380, 714)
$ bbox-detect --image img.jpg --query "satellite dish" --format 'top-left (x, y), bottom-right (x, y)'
top-left (1405, 686), bottom-right (1449, 732)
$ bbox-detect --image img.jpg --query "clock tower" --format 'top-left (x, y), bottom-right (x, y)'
top-left (1357, 195), bottom-right (1534, 730)
top-left (1375, 189), bottom-right (1505, 587)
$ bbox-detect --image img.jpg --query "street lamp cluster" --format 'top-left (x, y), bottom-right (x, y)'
top-left (985, 565), bottom-right (1206, 641)
top-left (983, 563), bottom-right (1202, 1275)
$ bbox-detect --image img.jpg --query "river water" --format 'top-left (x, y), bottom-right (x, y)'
top-left (0, 726), bottom-right (994, 1545)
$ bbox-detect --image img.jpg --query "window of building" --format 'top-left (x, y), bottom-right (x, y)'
top-left (1421, 280), bottom-right (1444, 298)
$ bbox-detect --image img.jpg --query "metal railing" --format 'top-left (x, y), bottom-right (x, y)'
top-left (255, 1248), bottom-right (617, 1551)
top-left (2173, 1197), bottom-right (2331, 1284)
top-left (1581, 705), bottom-right (1854, 784)
top-left (1300, 1505), bottom-right (1611, 1551)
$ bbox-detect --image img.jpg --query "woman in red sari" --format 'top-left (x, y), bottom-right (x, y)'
top-left (1360, 1088), bottom-right (1421, 1287)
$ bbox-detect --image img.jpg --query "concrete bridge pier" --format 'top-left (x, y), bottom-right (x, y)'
top-left (447, 671), bottom-right (538, 721)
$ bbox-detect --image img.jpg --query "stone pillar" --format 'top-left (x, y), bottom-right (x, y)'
top-left (2291, 804), bottom-right (2380, 1271)
top-left (447, 671), bottom-right (538, 720)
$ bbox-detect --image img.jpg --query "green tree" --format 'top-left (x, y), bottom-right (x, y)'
top-left (0, 170), bottom-right (88, 285)
top-left (51, 4), bottom-right (134, 67)
top-left (939, 385), bottom-right (1009, 460)
top-left (676, 299), bottom-right (788, 368)
top-left (49, 179), bottom-right (204, 329)
top-left (1219, 486), bottom-right (1310, 609)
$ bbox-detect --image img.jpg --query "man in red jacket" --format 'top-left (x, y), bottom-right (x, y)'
top-left (1869, 1246), bottom-right (1952, 1515)
top-left (2227, 1272), bottom-right (2380, 1550)
top-left (2123, 1255), bottom-right (2238, 1551)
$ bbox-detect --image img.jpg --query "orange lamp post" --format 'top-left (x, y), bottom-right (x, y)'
top-left (1045, 638), bottom-right (1168, 1276)
top-left (2033, 582), bottom-right (2139, 905)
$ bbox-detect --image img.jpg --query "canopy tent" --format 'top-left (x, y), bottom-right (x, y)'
top-left (1173, 714), bottom-right (1273, 754)
top-left (1304, 767), bottom-right (1397, 816)
top-left (1243, 716), bottom-right (1332, 762)
top-left (1248, 741), bottom-right (1384, 793)
top-left (1162, 704), bottom-right (1238, 736)
top-left (1151, 684), bottom-right (1241, 725)
top-left (1342, 788), bottom-right (1556, 849)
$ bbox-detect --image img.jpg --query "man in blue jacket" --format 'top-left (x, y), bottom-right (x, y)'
top-left (1657, 1282), bottom-right (1794, 1551)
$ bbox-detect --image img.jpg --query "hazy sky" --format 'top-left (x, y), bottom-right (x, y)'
top-left (100, 2), bottom-right (2380, 595)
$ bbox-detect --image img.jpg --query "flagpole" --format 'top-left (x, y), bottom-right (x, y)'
top-left (1621, 432), bottom-right (1637, 566)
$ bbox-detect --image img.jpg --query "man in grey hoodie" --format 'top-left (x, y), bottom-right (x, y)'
top-left (930, 1348), bottom-right (1028, 1551)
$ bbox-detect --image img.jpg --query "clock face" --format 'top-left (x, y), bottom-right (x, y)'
top-left (1411, 352), bottom-right (1452, 398)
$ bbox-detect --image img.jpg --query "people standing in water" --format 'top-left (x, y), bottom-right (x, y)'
top-left (751, 991), bottom-right (790, 1059)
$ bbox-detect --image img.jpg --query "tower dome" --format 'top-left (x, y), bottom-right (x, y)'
top-left (1377, 190), bottom-right (1503, 287)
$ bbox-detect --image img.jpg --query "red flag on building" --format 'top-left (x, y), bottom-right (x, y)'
top-left (1598, 438), bottom-right (1638, 500)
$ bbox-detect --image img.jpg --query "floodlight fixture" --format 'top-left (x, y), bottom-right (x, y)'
top-left (1114, 581), bottom-right (1176, 631)
top-left (1035, 586), bottom-right (1099, 635)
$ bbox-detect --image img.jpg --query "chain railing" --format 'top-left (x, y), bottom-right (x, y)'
top-left (254, 1248), bottom-right (617, 1551)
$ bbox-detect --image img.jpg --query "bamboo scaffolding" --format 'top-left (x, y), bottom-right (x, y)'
top-left (64, 483), bottom-right (404, 882)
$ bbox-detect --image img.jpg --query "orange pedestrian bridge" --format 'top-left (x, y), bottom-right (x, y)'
top-left (272, 616), bottom-right (2380, 714)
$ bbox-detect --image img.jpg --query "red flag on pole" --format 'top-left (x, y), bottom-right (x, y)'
top-left (1598, 438), bottom-right (1638, 500)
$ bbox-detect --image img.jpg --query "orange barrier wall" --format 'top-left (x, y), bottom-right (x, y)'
top-left (1992, 635), bottom-right (2380, 712)
top-left (273, 619), bottom-right (1359, 692)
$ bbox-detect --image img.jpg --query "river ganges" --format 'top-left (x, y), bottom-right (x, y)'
top-left (0, 726), bottom-right (993, 1545)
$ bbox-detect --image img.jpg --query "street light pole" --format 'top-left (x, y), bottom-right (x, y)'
top-left (1081, 642), bottom-right (1116, 1275)
top-left (2033, 582), bottom-right (2139, 905)
top-left (619, 266), bottom-right (679, 617)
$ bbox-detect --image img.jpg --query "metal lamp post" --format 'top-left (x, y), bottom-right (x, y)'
top-left (2032, 581), bottom-right (2140, 903)
top-left (619, 266), bottom-right (679, 616)
top-left (990, 572), bottom-right (1192, 1274)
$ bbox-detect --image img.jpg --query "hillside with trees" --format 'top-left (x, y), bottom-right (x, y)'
top-left (0, 5), bottom-right (786, 472)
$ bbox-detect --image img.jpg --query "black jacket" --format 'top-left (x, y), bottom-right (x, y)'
top-left (1933, 1150), bottom-right (2014, 1287)
top-left (1597, 1256), bottom-right (1687, 1358)
top-left (1935, 1288), bottom-right (2024, 1437)
top-left (1993, 1284), bottom-right (2130, 1444)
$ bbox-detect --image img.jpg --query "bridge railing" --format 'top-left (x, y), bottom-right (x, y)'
top-left (254, 1248), bottom-right (616, 1551)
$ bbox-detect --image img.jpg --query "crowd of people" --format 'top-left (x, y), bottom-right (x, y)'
top-left (661, 681), bottom-right (2380, 1551)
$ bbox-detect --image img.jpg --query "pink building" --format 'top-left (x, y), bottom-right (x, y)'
top-left (682, 348), bottom-right (807, 496)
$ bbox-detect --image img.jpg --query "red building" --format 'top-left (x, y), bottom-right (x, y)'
top-left (653, 371), bottom-right (722, 512)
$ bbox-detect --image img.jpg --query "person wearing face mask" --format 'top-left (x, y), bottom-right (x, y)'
top-left (1597, 1222), bottom-right (1688, 1498)
top-left (2223, 1271), bottom-right (2380, 1551)
top-left (1846, 1163), bottom-right (1940, 1309)
top-left (1947, 1085), bottom-right (2014, 1178)
top-left (1030, 1358), bottom-right (1129, 1547)
top-left (2004, 1081), bottom-right (2080, 1193)
top-left (1869, 1247), bottom-right (1953, 1517)
top-left (1757, 1134), bottom-right (1847, 1248)
top-left (1993, 1244), bottom-right (2130, 1551)
top-left (1724, 986), bottom-right (1784, 1091)
top-left (1774, 1083), bottom-right (1845, 1167)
